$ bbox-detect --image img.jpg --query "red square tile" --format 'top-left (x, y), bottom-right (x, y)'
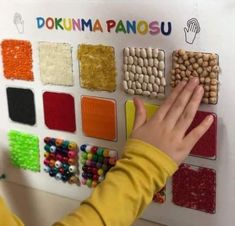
top-left (173, 164), bottom-right (216, 214)
top-left (43, 92), bottom-right (76, 132)
top-left (187, 111), bottom-right (217, 159)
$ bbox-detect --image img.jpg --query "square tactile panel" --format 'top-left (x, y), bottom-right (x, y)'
top-left (43, 92), bottom-right (76, 132)
top-left (170, 50), bottom-right (220, 104)
top-left (187, 111), bottom-right (217, 159)
top-left (125, 100), bottom-right (159, 138)
top-left (78, 44), bottom-right (116, 92)
top-left (43, 137), bottom-right (80, 185)
top-left (125, 101), bottom-right (216, 159)
top-left (6, 87), bottom-right (36, 126)
top-left (81, 96), bottom-right (117, 141)
top-left (80, 144), bottom-right (118, 188)
top-left (153, 187), bottom-right (166, 204)
top-left (1, 39), bottom-right (33, 81)
top-left (172, 164), bottom-right (216, 214)
top-left (39, 42), bottom-right (73, 86)
top-left (8, 130), bottom-right (40, 171)
top-left (123, 47), bottom-right (166, 98)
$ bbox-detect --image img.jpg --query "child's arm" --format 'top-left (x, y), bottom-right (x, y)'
top-left (0, 78), bottom-right (212, 226)
top-left (54, 78), bottom-right (213, 226)
top-left (55, 139), bottom-right (178, 226)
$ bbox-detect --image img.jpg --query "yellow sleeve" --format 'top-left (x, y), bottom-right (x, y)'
top-left (0, 197), bottom-right (24, 226)
top-left (55, 139), bottom-right (178, 226)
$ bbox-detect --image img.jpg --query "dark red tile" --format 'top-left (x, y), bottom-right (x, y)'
top-left (187, 111), bottom-right (217, 159)
top-left (173, 163), bottom-right (216, 214)
top-left (43, 92), bottom-right (76, 132)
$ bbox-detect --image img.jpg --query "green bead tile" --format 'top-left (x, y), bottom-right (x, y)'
top-left (8, 130), bottom-right (40, 172)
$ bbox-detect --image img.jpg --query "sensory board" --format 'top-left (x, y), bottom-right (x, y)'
top-left (0, 0), bottom-right (235, 226)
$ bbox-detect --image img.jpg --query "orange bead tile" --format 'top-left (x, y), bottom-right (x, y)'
top-left (81, 96), bottom-right (117, 141)
top-left (1, 39), bottom-right (33, 81)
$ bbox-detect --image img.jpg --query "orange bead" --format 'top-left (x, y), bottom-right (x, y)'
top-left (68, 158), bottom-right (76, 165)
top-left (49, 159), bottom-right (55, 167)
top-left (103, 149), bottom-right (110, 157)
top-left (55, 139), bottom-right (63, 146)
top-left (109, 157), bottom-right (117, 165)
top-left (92, 181), bottom-right (97, 188)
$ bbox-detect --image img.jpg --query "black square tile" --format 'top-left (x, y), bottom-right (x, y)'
top-left (6, 87), bottom-right (36, 125)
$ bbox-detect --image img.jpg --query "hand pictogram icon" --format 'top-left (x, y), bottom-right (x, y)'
top-left (184, 18), bottom-right (200, 44)
top-left (14, 13), bottom-right (24, 34)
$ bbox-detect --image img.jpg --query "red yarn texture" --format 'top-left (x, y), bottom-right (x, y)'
top-left (173, 164), bottom-right (216, 214)
top-left (187, 111), bottom-right (217, 159)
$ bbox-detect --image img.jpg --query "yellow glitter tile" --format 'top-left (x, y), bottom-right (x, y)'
top-left (125, 100), bottom-right (159, 138)
top-left (78, 44), bottom-right (116, 92)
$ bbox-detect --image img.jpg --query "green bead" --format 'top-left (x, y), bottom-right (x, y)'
top-left (97, 148), bottom-right (104, 156)
top-left (62, 140), bottom-right (70, 149)
top-left (86, 179), bottom-right (92, 187)
top-left (81, 152), bottom-right (88, 160)
top-left (52, 168), bottom-right (59, 174)
top-left (63, 164), bottom-right (69, 170)
top-left (98, 156), bottom-right (104, 163)
top-left (80, 159), bottom-right (86, 165)
top-left (44, 144), bottom-right (51, 152)
top-left (102, 164), bottom-right (108, 171)
top-left (92, 154), bottom-right (98, 162)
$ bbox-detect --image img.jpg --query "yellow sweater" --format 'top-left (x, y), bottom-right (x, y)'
top-left (0, 139), bottom-right (178, 226)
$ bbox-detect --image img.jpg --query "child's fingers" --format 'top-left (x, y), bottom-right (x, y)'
top-left (151, 81), bottom-right (187, 122)
top-left (163, 78), bottom-right (199, 129)
top-left (132, 97), bottom-right (147, 131)
top-left (175, 85), bottom-right (204, 136)
top-left (183, 115), bottom-right (214, 153)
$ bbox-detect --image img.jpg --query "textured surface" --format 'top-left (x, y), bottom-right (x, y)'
top-left (171, 50), bottom-right (219, 105)
top-left (123, 47), bottom-right (166, 98)
top-left (81, 96), bottom-right (116, 141)
top-left (43, 137), bottom-right (80, 185)
top-left (43, 92), bottom-right (76, 132)
top-left (80, 144), bottom-right (118, 188)
top-left (173, 164), bottom-right (216, 214)
top-left (6, 87), bottom-right (36, 125)
top-left (78, 44), bottom-right (116, 91)
top-left (187, 111), bottom-right (217, 159)
top-left (1, 39), bottom-right (33, 81)
top-left (39, 42), bottom-right (73, 86)
top-left (8, 130), bottom-right (40, 172)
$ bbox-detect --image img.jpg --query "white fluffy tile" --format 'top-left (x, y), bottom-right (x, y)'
top-left (39, 42), bottom-right (73, 86)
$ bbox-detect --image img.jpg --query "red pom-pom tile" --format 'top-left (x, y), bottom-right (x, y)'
top-left (172, 164), bottom-right (216, 214)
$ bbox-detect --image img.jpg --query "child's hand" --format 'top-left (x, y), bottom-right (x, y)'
top-left (131, 78), bottom-right (214, 165)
